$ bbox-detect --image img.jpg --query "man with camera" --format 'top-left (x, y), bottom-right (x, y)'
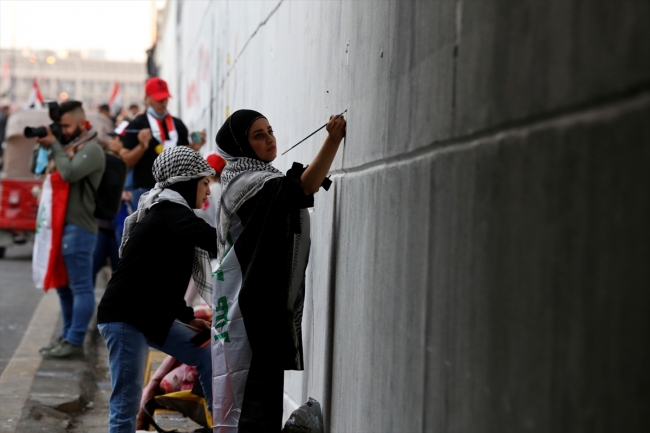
top-left (35, 100), bottom-right (106, 359)
top-left (120, 77), bottom-right (205, 209)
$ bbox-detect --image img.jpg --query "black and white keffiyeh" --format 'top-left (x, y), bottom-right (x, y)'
top-left (220, 155), bottom-right (282, 190)
top-left (215, 151), bottom-right (283, 262)
top-left (152, 145), bottom-right (214, 189)
top-left (119, 146), bottom-right (216, 306)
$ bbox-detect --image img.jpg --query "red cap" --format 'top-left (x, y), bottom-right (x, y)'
top-left (206, 153), bottom-right (226, 174)
top-left (145, 77), bottom-right (172, 101)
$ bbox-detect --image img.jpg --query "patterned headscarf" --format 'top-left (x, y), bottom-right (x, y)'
top-left (153, 145), bottom-right (215, 188)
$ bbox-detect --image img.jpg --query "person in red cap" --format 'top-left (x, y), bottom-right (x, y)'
top-left (120, 77), bottom-right (205, 209)
top-left (194, 153), bottom-right (226, 229)
top-left (205, 152), bottom-right (226, 174)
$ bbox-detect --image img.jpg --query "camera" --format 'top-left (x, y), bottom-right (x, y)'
top-left (24, 101), bottom-right (63, 141)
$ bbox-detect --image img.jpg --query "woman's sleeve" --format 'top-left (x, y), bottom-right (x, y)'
top-left (51, 141), bottom-right (105, 183)
top-left (284, 162), bottom-right (318, 209)
top-left (163, 205), bottom-right (218, 255)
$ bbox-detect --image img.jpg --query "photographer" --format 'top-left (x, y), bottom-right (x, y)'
top-left (35, 100), bottom-right (106, 359)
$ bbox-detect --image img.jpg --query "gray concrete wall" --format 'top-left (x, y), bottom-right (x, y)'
top-left (159, 1), bottom-right (650, 431)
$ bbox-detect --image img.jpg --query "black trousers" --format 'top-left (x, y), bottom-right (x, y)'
top-left (238, 354), bottom-right (285, 433)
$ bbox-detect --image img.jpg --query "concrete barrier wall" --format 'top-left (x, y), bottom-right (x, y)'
top-left (157, 1), bottom-right (650, 431)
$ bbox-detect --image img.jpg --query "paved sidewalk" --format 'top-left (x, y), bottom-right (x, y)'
top-left (69, 322), bottom-right (111, 433)
top-left (0, 290), bottom-right (60, 433)
top-left (6, 275), bottom-right (110, 433)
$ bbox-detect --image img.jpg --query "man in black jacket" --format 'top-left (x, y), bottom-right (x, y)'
top-left (120, 77), bottom-right (204, 209)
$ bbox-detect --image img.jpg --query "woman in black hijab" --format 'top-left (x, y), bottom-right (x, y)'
top-left (211, 110), bottom-right (346, 432)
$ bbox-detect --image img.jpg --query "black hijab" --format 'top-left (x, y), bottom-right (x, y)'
top-left (167, 177), bottom-right (201, 209)
top-left (215, 109), bottom-right (266, 160)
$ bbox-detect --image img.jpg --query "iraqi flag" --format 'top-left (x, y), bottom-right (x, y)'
top-left (0, 61), bottom-right (10, 100)
top-left (108, 81), bottom-right (122, 116)
top-left (32, 172), bottom-right (70, 291)
top-left (27, 77), bottom-right (44, 108)
top-left (211, 168), bottom-right (311, 432)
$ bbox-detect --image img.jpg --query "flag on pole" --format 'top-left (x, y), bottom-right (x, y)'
top-left (27, 77), bottom-right (44, 108)
top-left (0, 61), bottom-right (10, 101)
top-left (108, 81), bottom-right (122, 115)
top-left (114, 120), bottom-right (129, 136)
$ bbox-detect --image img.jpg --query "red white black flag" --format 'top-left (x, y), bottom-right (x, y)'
top-left (27, 77), bottom-right (44, 108)
top-left (108, 81), bottom-right (121, 115)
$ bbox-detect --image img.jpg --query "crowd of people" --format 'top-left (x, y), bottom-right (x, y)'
top-left (32, 77), bottom-right (216, 359)
top-left (27, 75), bottom-right (346, 432)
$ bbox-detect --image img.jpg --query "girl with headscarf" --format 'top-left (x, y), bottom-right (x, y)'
top-left (97, 146), bottom-right (217, 433)
top-left (212, 110), bottom-right (346, 432)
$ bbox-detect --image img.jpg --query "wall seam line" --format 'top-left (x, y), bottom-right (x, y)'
top-left (329, 88), bottom-right (650, 179)
top-left (218, 0), bottom-right (284, 92)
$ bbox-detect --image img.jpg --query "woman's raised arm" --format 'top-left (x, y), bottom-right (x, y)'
top-left (300, 114), bottom-right (346, 195)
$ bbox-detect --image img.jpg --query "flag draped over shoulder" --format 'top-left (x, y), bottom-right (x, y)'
top-left (211, 164), bottom-right (313, 432)
top-left (32, 172), bottom-right (69, 291)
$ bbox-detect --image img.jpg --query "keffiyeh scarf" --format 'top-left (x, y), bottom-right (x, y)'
top-left (216, 152), bottom-right (284, 262)
top-left (119, 146), bottom-right (216, 306)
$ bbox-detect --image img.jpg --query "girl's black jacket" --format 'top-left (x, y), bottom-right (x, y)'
top-left (97, 201), bottom-right (217, 345)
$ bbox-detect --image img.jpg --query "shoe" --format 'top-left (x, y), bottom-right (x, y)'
top-left (41, 339), bottom-right (84, 359)
top-left (39, 336), bottom-right (64, 354)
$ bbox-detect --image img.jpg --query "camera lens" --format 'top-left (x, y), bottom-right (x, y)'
top-left (24, 126), bottom-right (48, 138)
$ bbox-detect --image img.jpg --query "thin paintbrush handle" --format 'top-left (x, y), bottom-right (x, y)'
top-left (281, 124), bottom-right (327, 155)
top-left (281, 109), bottom-right (347, 156)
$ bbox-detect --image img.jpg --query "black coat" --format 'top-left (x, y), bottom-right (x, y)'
top-left (97, 201), bottom-right (217, 345)
top-left (227, 166), bottom-right (315, 432)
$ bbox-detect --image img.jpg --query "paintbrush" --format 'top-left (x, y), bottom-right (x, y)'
top-left (281, 109), bottom-right (347, 155)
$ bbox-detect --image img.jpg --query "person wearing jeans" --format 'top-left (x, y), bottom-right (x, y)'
top-left (92, 221), bottom-right (120, 286)
top-left (97, 147), bottom-right (217, 432)
top-left (57, 224), bottom-right (97, 348)
top-left (98, 321), bottom-right (212, 432)
top-left (35, 100), bottom-right (105, 359)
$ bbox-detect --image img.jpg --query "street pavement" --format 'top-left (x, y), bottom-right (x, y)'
top-left (0, 243), bottom-right (43, 375)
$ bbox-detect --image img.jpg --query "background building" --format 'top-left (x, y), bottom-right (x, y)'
top-left (0, 48), bottom-right (146, 108)
top-left (155, 1), bottom-right (650, 431)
